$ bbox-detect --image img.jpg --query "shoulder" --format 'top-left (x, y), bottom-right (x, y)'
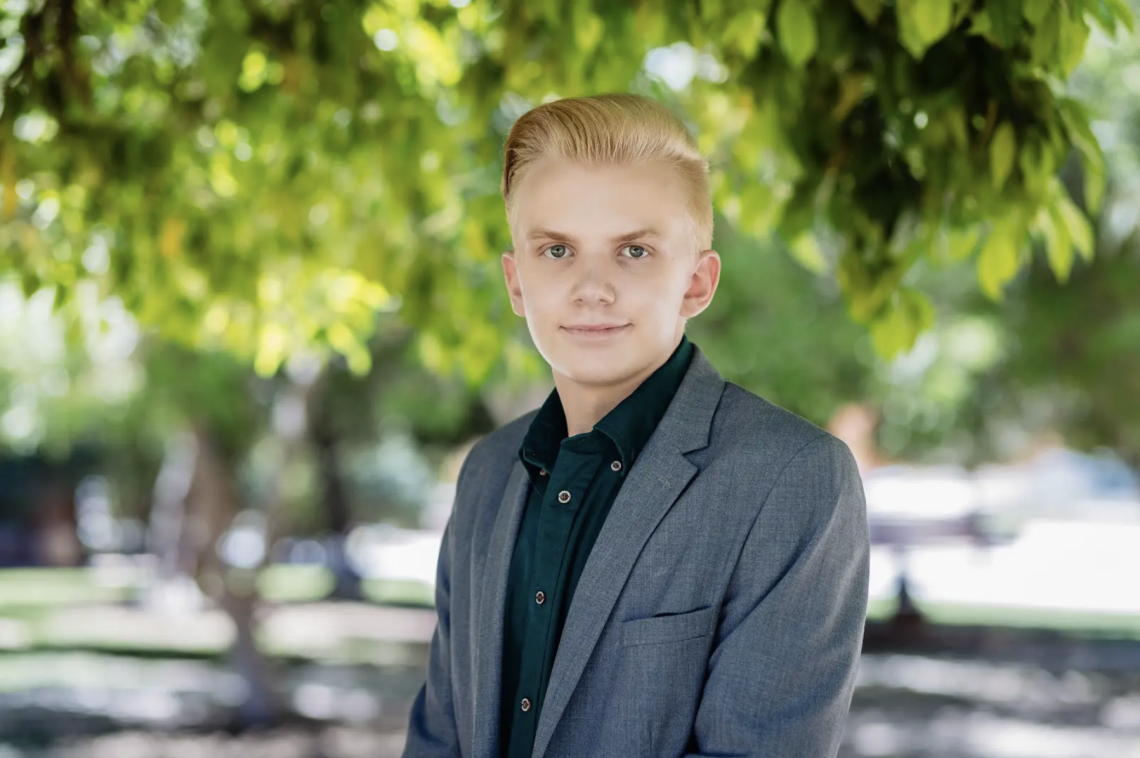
top-left (705, 385), bottom-right (863, 541)
top-left (456, 409), bottom-right (538, 486)
top-left (446, 411), bottom-right (538, 527)
top-left (708, 382), bottom-right (856, 480)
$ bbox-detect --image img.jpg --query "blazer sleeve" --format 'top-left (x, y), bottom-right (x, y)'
top-left (401, 455), bottom-right (470, 757)
top-left (686, 433), bottom-right (870, 758)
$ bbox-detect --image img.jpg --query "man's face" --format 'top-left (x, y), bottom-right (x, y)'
top-left (502, 158), bottom-right (719, 390)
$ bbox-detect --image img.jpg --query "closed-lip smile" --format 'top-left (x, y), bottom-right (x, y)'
top-left (561, 323), bottom-right (630, 337)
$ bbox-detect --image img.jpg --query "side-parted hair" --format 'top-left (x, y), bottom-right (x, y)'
top-left (501, 93), bottom-right (714, 253)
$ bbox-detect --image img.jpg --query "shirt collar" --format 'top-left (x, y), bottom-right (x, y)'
top-left (518, 335), bottom-right (694, 475)
top-left (518, 387), bottom-right (568, 476)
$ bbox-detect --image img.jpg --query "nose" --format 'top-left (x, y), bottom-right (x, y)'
top-left (571, 257), bottom-right (616, 305)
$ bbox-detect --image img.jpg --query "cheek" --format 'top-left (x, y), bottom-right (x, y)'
top-left (629, 272), bottom-right (687, 308)
top-left (518, 275), bottom-right (561, 316)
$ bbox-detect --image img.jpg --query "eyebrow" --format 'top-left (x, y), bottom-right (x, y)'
top-left (526, 228), bottom-right (664, 244)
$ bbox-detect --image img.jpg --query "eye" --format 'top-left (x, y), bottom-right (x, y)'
top-left (544, 244), bottom-right (570, 259)
top-left (621, 244), bottom-right (650, 259)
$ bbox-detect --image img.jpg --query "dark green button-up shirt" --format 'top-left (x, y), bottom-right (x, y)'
top-left (499, 336), bottom-right (694, 758)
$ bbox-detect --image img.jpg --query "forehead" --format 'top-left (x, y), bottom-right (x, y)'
top-left (512, 158), bottom-right (691, 242)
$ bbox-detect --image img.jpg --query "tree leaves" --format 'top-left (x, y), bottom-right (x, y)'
top-left (897, 0), bottom-right (955, 58)
top-left (1058, 97), bottom-right (1106, 213)
top-left (1035, 196), bottom-right (1074, 283)
top-left (986, 0), bottom-right (1024, 48)
top-left (870, 287), bottom-right (934, 357)
top-left (1055, 187), bottom-right (1093, 263)
top-left (0, 0), bottom-right (1128, 378)
top-left (851, 0), bottom-right (883, 24)
top-left (777, 0), bottom-right (818, 68)
top-left (978, 214), bottom-right (1024, 300)
top-left (1105, 0), bottom-right (1136, 33)
top-left (1036, 184), bottom-right (1095, 286)
top-left (912, 0), bottom-right (954, 43)
top-left (1058, 12), bottom-right (1092, 77)
top-left (989, 122), bottom-right (1017, 189)
top-left (1022, 0), bottom-right (1051, 27)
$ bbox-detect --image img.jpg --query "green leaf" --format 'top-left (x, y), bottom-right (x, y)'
top-left (1058, 98), bottom-right (1106, 213)
top-left (901, 287), bottom-right (935, 334)
top-left (869, 301), bottom-right (911, 357)
top-left (739, 181), bottom-right (778, 236)
top-left (1087, 0), bottom-right (1135, 36)
top-left (831, 72), bottom-right (869, 121)
top-left (977, 216), bottom-right (1023, 300)
top-left (1053, 13), bottom-right (1089, 77)
top-left (700, 0), bottom-right (724, 23)
top-left (952, 0), bottom-right (974, 28)
top-left (154, 0), bottom-right (183, 26)
top-left (989, 122), bottom-right (1017, 189)
top-left (851, 0), bottom-right (884, 24)
top-left (1017, 138), bottom-right (1055, 199)
top-left (987, 0), bottom-right (1023, 47)
top-left (574, 10), bottom-right (604, 53)
top-left (1031, 5), bottom-right (1061, 66)
top-left (1106, 0), bottom-right (1136, 33)
top-left (869, 288), bottom-right (933, 357)
top-left (777, 0), bottom-right (819, 68)
top-left (1036, 203), bottom-right (1073, 283)
top-left (946, 226), bottom-right (981, 263)
top-left (788, 233), bottom-right (827, 274)
top-left (721, 9), bottom-right (767, 58)
top-left (897, 0), bottom-right (952, 58)
top-left (1058, 15), bottom-right (1091, 78)
top-left (911, 0), bottom-right (954, 46)
top-left (1022, 0), bottom-right (1051, 27)
top-left (1056, 190), bottom-right (1094, 262)
top-left (969, 10), bottom-right (993, 37)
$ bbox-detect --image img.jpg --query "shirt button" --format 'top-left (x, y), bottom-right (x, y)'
top-left (557, 490), bottom-right (571, 504)
top-left (539, 469), bottom-right (548, 477)
top-left (535, 591), bottom-right (546, 605)
top-left (611, 460), bottom-right (622, 472)
top-left (521, 698), bottom-right (532, 712)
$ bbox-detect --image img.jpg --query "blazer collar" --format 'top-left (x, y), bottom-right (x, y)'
top-left (645, 344), bottom-right (724, 456)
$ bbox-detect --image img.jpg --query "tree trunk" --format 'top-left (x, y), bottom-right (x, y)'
top-left (308, 374), bottom-right (362, 600)
top-left (219, 588), bottom-right (280, 728)
top-left (143, 432), bottom-right (201, 609)
top-left (187, 423), bottom-right (284, 727)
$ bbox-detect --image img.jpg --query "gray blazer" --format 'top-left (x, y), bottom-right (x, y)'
top-left (402, 347), bottom-right (869, 758)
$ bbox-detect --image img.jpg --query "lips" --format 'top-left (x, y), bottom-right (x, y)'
top-left (561, 324), bottom-right (631, 338)
top-left (563, 324), bottom-right (628, 331)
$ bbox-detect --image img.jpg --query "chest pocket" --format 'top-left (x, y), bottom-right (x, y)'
top-left (621, 605), bottom-right (718, 648)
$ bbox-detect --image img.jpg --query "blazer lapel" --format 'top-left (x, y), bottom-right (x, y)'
top-left (472, 460), bottom-right (530, 758)
top-left (530, 348), bottom-right (726, 758)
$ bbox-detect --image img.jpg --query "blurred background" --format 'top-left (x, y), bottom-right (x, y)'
top-left (1, 0), bottom-right (1139, 756)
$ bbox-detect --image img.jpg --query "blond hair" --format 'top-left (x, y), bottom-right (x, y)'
top-left (501, 93), bottom-right (713, 252)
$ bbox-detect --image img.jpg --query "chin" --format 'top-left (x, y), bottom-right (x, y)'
top-left (569, 364), bottom-right (639, 387)
top-left (547, 350), bottom-right (645, 388)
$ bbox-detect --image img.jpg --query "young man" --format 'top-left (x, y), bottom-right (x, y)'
top-left (402, 93), bottom-right (869, 758)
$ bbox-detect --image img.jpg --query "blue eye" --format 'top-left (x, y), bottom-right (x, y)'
top-left (622, 245), bottom-right (649, 259)
top-left (545, 245), bottom-right (570, 259)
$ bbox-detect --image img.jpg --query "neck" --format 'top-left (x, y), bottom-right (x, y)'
top-left (553, 343), bottom-right (680, 437)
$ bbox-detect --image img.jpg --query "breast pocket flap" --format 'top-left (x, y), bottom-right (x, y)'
top-left (621, 605), bottom-right (718, 648)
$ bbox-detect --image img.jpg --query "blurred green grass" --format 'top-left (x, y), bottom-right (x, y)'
top-left (1, 568), bottom-right (1137, 662)
top-left (0, 565), bottom-right (434, 610)
top-left (0, 566), bottom-right (435, 659)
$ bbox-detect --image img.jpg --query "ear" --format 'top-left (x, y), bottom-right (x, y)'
top-left (680, 249), bottom-right (720, 319)
top-left (501, 252), bottom-right (526, 317)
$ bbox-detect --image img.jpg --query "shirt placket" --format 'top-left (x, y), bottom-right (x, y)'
top-left (509, 446), bottom-right (595, 747)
